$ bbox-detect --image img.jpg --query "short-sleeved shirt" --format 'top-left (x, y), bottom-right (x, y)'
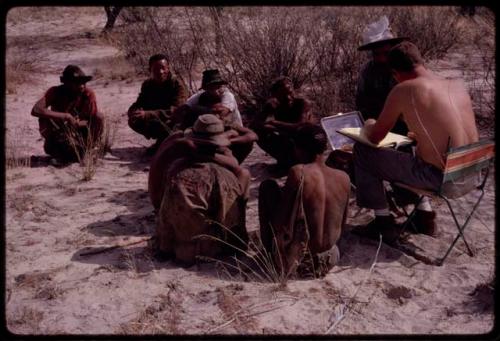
top-left (128, 75), bottom-right (187, 113)
top-left (39, 85), bottom-right (98, 138)
top-left (186, 89), bottom-right (243, 126)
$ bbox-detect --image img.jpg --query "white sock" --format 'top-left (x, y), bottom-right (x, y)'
top-left (374, 208), bottom-right (390, 216)
top-left (416, 197), bottom-right (432, 212)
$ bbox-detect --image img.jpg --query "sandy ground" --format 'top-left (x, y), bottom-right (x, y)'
top-left (5, 7), bottom-right (495, 335)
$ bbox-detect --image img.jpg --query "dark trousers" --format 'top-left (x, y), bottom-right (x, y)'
top-left (128, 115), bottom-right (172, 141)
top-left (353, 143), bottom-right (443, 210)
top-left (256, 130), bottom-right (296, 167)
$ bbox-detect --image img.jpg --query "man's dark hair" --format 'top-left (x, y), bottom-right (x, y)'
top-left (388, 41), bottom-right (424, 73)
top-left (270, 76), bottom-right (293, 94)
top-left (294, 123), bottom-right (327, 156)
top-left (148, 54), bottom-right (168, 68)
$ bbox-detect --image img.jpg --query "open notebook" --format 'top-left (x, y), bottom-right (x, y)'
top-left (337, 127), bottom-right (413, 149)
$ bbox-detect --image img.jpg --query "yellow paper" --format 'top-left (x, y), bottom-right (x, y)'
top-left (337, 127), bottom-right (412, 148)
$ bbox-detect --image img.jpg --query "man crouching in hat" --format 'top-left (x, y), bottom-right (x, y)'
top-left (31, 65), bottom-right (104, 164)
top-left (174, 69), bottom-right (257, 164)
top-left (150, 114), bottom-right (250, 266)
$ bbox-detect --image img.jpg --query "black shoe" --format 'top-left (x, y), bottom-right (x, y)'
top-left (413, 210), bottom-right (437, 237)
top-left (353, 215), bottom-right (401, 244)
top-left (145, 140), bottom-right (162, 156)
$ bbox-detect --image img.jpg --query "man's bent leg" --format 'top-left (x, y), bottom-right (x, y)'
top-left (353, 142), bottom-right (443, 210)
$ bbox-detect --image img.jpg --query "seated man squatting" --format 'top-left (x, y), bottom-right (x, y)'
top-left (174, 69), bottom-right (257, 164)
top-left (259, 124), bottom-right (350, 278)
top-left (250, 76), bottom-right (316, 169)
top-left (31, 65), bottom-right (104, 164)
top-left (128, 53), bottom-right (188, 153)
top-left (149, 114), bottom-right (251, 266)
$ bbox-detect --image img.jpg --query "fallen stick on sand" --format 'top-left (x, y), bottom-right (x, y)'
top-left (79, 236), bottom-right (152, 257)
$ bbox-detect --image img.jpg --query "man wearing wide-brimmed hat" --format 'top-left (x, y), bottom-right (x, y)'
top-left (175, 69), bottom-right (257, 164)
top-left (31, 64), bottom-right (104, 164)
top-left (182, 69), bottom-right (243, 127)
top-left (356, 16), bottom-right (409, 135)
top-left (150, 114), bottom-right (251, 266)
top-left (128, 54), bottom-right (188, 154)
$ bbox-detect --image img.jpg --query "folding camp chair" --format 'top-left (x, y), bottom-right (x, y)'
top-left (395, 138), bottom-right (495, 266)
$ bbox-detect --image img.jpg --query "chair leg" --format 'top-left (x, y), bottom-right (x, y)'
top-left (437, 190), bottom-right (485, 265)
top-left (397, 195), bottom-right (425, 239)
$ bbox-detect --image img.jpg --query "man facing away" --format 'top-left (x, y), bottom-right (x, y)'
top-left (31, 65), bottom-right (104, 164)
top-left (128, 53), bottom-right (187, 153)
top-left (251, 77), bottom-right (316, 169)
top-left (259, 124), bottom-right (350, 278)
top-left (353, 41), bottom-right (479, 242)
top-left (150, 114), bottom-right (251, 266)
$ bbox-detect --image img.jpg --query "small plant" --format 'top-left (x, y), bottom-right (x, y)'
top-left (6, 126), bottom-right (32, 169)
top-left (193, 220), bottom-right (289, 285)
top-left (63, 114), bottom-right (117, 181)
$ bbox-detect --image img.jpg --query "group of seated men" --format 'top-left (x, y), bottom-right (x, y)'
top-left (31, 40), bottom-right (480, 278)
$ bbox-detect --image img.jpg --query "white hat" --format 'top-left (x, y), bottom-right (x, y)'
top-left (358, 16), bottom-right (407, 51)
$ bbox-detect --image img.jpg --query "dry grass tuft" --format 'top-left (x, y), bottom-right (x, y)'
top-left (194, 220), bottom-right (289, 285)
top-left (7, 306), bottom-right (44, 334)
top-left (6, 126), bottom-right (33, 169)
top-left (118, 291), bottom-right (181, 334)
top-left (63, 115), bottom-right (118, 181)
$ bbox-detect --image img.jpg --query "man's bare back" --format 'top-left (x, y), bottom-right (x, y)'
top-left (259, 124), bottom-right (350, 277)
top-left (391, 75), bottom-right (478, 168)
top-left (288, 161), bottom-right (350, 255)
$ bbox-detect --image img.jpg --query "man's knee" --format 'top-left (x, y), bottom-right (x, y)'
top-left (259, 179), bottom-right (280, 197)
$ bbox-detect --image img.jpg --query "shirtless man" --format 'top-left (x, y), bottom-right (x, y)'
top-left (251, 77), bottom-right (315, 169)
top-left (259, 124), bottom-right (350, 278)
top-left (353, 41), bottom-right (479, 241)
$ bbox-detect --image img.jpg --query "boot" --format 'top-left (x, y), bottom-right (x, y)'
top-left (413, 210), bottom-right (437, 237)
top-left (354, 215), bottom-right (401, 244)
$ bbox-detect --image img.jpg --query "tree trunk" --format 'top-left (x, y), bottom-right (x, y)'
top-left (103, 6), bottom-right (123, 33)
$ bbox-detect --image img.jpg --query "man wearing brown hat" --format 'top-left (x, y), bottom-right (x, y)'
top-left (128, 54), bottom-right (187, 154)
top-left (356, 16), bottom-right (409, 136)
top-left (150, 114), bottom-right (251, 266)
top-left (176, 69), bottom-right (256, 164)
top-left (251, 76), bottom-right (315, 169)
top-left (31, 64), bottom-right (104, 164)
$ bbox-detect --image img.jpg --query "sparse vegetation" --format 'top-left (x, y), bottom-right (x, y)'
top-left (111, 6), bottom-right (465, 119)
top-left (63, 115), bottom-right (118, 181)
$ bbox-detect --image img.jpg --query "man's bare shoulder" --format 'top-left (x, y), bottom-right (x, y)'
top-left (323, 166), bottom-right (349, 183)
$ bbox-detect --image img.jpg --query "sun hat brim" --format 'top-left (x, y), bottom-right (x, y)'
top-left (184, 129), bottom-right (231, 147)
top-left (60, 75), bottom-right (93, 83)
top-left (358, 37), bottom-right (408, 51)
